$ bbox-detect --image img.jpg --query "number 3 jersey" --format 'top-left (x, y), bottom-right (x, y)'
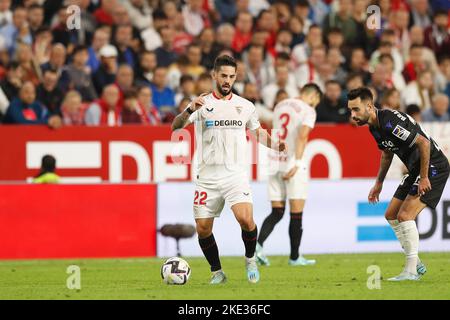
top-left (188, 92), bottom-right (260, 181)
top-left (369, 109), bottom-right (448, 174)
top-left (271, 98), bottom-right (317, 173)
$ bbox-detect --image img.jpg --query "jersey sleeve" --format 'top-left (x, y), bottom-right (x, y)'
top-left (383, 110), bottom-right (424, 148)
top-left (246, 105), bottom-right (261, 131)
top-left (302, 107), bottom-right (317, 129)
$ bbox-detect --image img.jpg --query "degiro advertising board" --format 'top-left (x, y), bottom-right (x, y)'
top-left (157, 180), bottom-right (450, 257)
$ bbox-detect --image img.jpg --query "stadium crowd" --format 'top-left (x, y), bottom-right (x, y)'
top-left (0, 0), bottom-right (448, 129)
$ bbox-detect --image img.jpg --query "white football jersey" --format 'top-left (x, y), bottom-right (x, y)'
top-left (272, 98), bottom-right (316, 172)
top-left (188, 92), bottom-right (260, 180)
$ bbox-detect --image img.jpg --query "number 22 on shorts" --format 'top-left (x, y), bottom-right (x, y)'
top-left (194, 191), bottom-right (207, 205)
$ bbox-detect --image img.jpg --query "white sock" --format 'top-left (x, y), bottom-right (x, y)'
top-left (399, 221), bottom-right (419, 275)
top-left (388, 219), bottom-right (421, 266)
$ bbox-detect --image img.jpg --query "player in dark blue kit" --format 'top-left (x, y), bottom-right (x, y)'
top-left (347, 87), bottom-right (450, 281)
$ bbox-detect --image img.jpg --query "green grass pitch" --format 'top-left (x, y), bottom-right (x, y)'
top-left (1, 253), bottom-right (449, 300)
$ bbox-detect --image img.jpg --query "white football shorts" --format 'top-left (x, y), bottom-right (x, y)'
top-left (193, 172), bottom-right (253, 219)
top-left (268, 165), bottom-right (309, 201)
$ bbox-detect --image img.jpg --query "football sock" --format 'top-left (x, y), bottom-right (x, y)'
top-left (289, 211), bottom-right (303, 261)
top-left (388, 219), bottom-right (421, 265)
top-left (257, 207), bottom-right (285, 246)
top-left (198, 234), bottom-right (222, 272)
top-left (399, 220), bottom-right (419, 275)
top-left (242, 226), bottom-right (258, 258)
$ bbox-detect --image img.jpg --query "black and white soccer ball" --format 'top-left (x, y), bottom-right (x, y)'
top-left (161, 257), bottom-right (191, 285)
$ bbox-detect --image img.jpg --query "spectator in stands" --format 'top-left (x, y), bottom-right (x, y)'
top-left (294, 1), bottom-right (312, 35)
top-left (195, 72), bottom-right (213, 96)
top-left (273, 28), bottom-right (293, 56)
top-left (61, 90), bottom-right (87, 126)
top-left (4, 81), bottom-right (61, 128)
top-left (198, 27), bottom-right (221, 71)
top-left (345, 47), bottom-right (370, 83)
top-left (262, 65), bottom-right (298, 109)
top-left (323, 0), bottom-right (361, 47)
top-left (245, 44), bottom-right (275, 91)
top-left (150, 66), bottom-right (175, 114)
top-left (141, 9), bottom-right (167, 52)
top-left (60, 45), bottom-right (97, 102)
top-left (423, 9), bottom-right (450, 58)
top-left (380, 88), bottom-right (401, 111)
top-left (36, 68), bottom-right (63, 117)
top-left (32, 26), bottom-right (53, 67)
top-left (316, 80), bottom-right (349, 123)
top-left (92, 44), bottom-right (118, 95)
top-left (233, 59), bottom-right (246, 95)
top-left (87, 28), bottom-right (110, 73)
top-left (378, 53), bottom-right (406, 91)
top-left (93, 0), bottom-right (117, 26)
top-left (287, 15), bottom-right (305, 48)
top-left (41, 43), bottom-right (66, 76)
top-left (409, 0), bottom-right (432, 28)
top-left (232, 11), bottom-right (253, 54)
top-left (27, 4), bottom-right (44, 39)
top-left (113, 24), bottom-right (138, 70)
top-left (0, 61), bottom-right (22, 100)
top-left (327, 47), bottom-right (347, 86)
top-left (52, 5), bottom-right (80, 51)
top-left (175, 75), bottom-right (196, 106)
top-left (291, 24), bottom-right (323, 68)
top-left (216, 23), bottom-right (235, 51)
top-left (85, 84), bottom-right (121, 126)
top-left (0, 6), bottom-right (32, 55)
top-left (123, 0), bottom-right (153, 32)
top-left (0, 84), bottom-right (8, 121)
top-left (295, 45), bottom-right (326, 89)
top-left (402, 44), bottom-right (426, 83)
top-left (155, 26), bottom-right (178, 68)
top-left (137, 85), bottom-right (161, 125)
top-left (182, 0), bottom-right (211, 37)
top-left (122, 89), bottom-right (145, 124)
top-left (32, 154), bottom-right (60, 184)
top-left (0, 0), bottom-right (12, 28)
top-left (135, 50), bottom-right (157, 87)
top-left (401, 69), bottom-right (435, 110)
top-left (405, 104), bottom-right (422, 122)
top-left (15, 43), bottom-right (40, 86)
top-left (422, 94), bottom-right (450, 122)
top-left (369, 63), bottom-right (390, 104)
top-left (185, 43), bottom-right (206, 79)
top-left (345, 72), bottom-right (364, 93)
top-left (243, 81), bottom-right (272, 127)
top-left (436, 55), bottom-right (450, 97)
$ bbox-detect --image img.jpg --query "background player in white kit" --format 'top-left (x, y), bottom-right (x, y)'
top-left (171, 55), bottom-right (287, 284)
top-left (255, 84), bottom-right (322, 267)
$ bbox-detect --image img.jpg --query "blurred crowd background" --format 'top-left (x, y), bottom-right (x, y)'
top-left (0, 0), bottom-right (448, 129)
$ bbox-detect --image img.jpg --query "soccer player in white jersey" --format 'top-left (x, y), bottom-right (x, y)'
top-left (171, 55), bottom-right (287, 284)
top-left (255, 83), bottom-right (323, 267)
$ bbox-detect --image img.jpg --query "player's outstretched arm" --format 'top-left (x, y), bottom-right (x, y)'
top-left (171, 94), bottom-right (207, 131)
top-left (368, 150), bottom-right (394, 203)
top-left (253, 127), bottom-right (287, 152)
top-left (415, 135), bottom-right (432, 196)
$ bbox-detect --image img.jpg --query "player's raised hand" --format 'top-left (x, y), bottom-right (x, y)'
top-left (368, 181), bottom-right (383, 203)
top-left (418, 177), bottom-right (432, 196)
top-left (191, 93), bottom-right (208, 111)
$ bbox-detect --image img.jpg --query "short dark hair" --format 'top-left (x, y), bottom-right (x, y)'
top-left (300, 83), bottom-right (323, 98)
top-left (72, 45), bottom-right (88, 55)
top-left (434, 9), bottom-right (448, 19)
top-left (325, 79), bottom-right (341, 87)
top-left (213, 55), bottom-right (237, 72)
top-left (410, 44), bottom-right (423, 51)
top-left (180, 74), bottom-right (194, 85)
top-left (405, 104), bottom-right (421, 116)
top-left (379, 53), bottom-right (394, 63)
top-left (41, 155), bottom-right (56, 173)
top-left (123, 88), bottom-right (138, 100)
top-left (347, 87), bottom-right (373, 102)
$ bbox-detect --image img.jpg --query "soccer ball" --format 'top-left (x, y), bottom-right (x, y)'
top-left (161, 257), bottom-right (191, 285)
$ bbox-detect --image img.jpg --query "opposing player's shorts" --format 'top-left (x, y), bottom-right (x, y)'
top-left (394, 160), bottom-right (450, 209)
top-left (193, 172), bottom-right (253, 219)
top-left (268, 165), bottom-right (308, 201)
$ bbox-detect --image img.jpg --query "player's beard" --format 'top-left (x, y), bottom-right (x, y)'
top-left (217, 83), bottom-right (232, 97)
top-left (353, 111), bottom-right (370, 126)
